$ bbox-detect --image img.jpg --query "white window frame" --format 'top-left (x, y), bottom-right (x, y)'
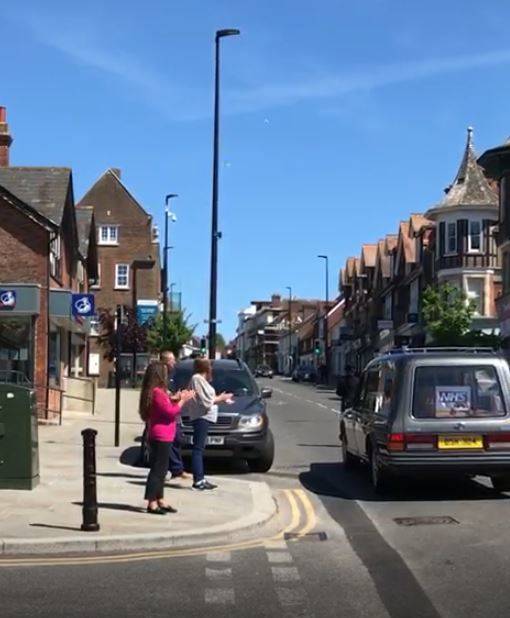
top-left (98, 225), bottom-right (119, 246)
top-left (115, 263), bottom-right (130, 290)
top-left (90, 263), bottom-right (101, 289)
top-left (465, 276), bottom-right (485, 317)
top-left (468, 219), bottom-right (483, 253)
top-left (445, 221), bottom-right (457, 255)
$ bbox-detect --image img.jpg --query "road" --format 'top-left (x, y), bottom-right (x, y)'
top-left (2, 377), bottom-right (510, 617)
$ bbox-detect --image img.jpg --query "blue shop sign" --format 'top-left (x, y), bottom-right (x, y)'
top-left (136, 303), bottom-right (158, 326)
top-left (71, 294), bottom-right (95, 317)
top-left (0, 290), bottom-right (16, 310)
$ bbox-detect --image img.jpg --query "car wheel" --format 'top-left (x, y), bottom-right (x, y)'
top-left (341, 434), bottom-right (356, 470)
top-left (247, 430), bottom-right (275, 473)
top-left (491, 475), bottom-right (510, 493)
top-left (369, 442), bottom-right (390, 494)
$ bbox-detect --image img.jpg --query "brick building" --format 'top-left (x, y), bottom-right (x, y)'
top-left (78, 169), bottom-right (161, 387)
top-left (0, 108), bottom-right (98, 419)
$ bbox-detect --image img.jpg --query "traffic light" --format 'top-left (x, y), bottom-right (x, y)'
top-left (314, 339), bottom-right (321, 356)
top-left (200, 336), bottom-right (207, 356)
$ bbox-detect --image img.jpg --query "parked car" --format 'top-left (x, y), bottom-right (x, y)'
top-left (292, 364), bottom-right (317, 383)
top-left (340, 347), bottom-right (510, 493)
top-left (255, 364), bottom-right (274, 379)
top-left (171, 358), bottom-right (275, 472)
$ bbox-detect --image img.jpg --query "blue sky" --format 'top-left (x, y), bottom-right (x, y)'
top-left (4, 0), bottom-right (510, 338)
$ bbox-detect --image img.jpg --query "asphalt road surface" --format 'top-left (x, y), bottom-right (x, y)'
top-left (2, 377), bottom-right (510, 617)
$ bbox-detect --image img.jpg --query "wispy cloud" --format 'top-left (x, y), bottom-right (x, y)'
top-left (16, 10), bottom-right (510, 121)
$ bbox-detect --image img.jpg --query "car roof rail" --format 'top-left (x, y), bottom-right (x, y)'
top-left (386, 346), bottom-right (497, 355)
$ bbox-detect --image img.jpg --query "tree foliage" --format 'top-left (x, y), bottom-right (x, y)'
top-left (146, 311), bottom-right (196, 356)
top-left (97, 307), bottom-right (148, 362)
top-left (215, 333), bottom-right (226, 352)
top-left (422, 283), bottom-right (500, 348)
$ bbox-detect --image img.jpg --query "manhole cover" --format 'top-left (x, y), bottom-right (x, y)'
top-left (284, 531), bottom-right (328, 541)
top-left (394, 516), bottom-right (459, 526)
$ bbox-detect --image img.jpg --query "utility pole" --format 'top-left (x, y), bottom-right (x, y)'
top-left (208, 28), bottom-right (240, 360)
top-left (114, 305), bottom-right (122, 447)
top-left (286, 286), bottom-right (292, 376)
top-left (318, 255), bottom-right (330, 383)
top-left (163, 194), bottom-right (178, 345)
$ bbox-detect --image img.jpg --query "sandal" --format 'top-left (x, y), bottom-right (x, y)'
top-left (147, 506), bottom-right (167, 515)
top-left (158, 504), bottom-right (178, 513)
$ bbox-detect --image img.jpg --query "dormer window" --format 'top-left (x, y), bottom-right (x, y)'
top-left (468, 220), bottom-right (482, 252)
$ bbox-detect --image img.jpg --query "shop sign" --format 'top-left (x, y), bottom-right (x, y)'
top-left (136, 301), bottom-right (158, 326)
top-left (0, 290), bottom-right (16, 310)
top-left (71, 294), bottom-right (95, 317)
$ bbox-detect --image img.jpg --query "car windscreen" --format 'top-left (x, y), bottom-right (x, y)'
top-left (171, 367), bottom-right (258, 397)
top-left (412, 365), bottom-right (506, 419)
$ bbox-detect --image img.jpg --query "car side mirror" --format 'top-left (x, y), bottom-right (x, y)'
top-left (261, 388), bottom-right (272, 399)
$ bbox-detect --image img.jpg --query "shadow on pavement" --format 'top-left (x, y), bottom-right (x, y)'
top-left (299, 461), bottom-right (509, 502)
top-left (29, 523), bottom-right (82, 532)
top-left (96, 472), bottom-right (146, 479)
top-left (73, 501), bottom-right (146, 514)
top-left (120, 446), bottom-right (144, 467)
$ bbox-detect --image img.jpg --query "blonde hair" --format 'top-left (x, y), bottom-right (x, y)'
top-left (193, 358), bottom-right (212, 380)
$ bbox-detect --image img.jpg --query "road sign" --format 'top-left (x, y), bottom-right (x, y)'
top-left (71, 294), bottom-right (95, 317)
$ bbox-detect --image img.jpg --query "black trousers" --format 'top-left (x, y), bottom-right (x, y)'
top-left (144, 440), bottom-right (172, 501)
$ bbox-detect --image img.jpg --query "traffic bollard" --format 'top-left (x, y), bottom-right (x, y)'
top-left (81, 428), bottom-right (100, 532)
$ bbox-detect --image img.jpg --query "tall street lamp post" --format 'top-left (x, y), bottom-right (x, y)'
top-left (208, 28), bottom-right (240, 360)
top-left (318, 254), bottom-right (330, 383)
top-left (286, 285), bottom-right (293, 376)
top-left (131, 258), bottom-right (155, 388)
top-left (163, 194), bottom-right (178, 345)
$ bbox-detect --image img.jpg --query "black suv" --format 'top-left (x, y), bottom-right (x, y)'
top-left (171, 359), bottom-right (274, 473)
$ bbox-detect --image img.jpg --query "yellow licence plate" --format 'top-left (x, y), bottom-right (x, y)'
top-left (438, 436), bottom-right (483, 450)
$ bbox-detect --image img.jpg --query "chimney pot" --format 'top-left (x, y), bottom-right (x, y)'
top-left (0, 106), bottom-right (12, 167)
top-left (0, 107), bottom-right (6, 122)
top-left (110, 168), bottom-right (121, 179)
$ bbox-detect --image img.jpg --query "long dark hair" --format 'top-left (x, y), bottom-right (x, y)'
top-left (139, 361), bottom-right (168, 422)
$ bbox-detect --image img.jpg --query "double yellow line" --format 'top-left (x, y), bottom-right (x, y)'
top-left (0, 489), bottom-right (317, 568)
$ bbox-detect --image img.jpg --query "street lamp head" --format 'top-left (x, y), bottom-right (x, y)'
top-left (165, 193), bottom-right (178, 206)
top-left (317, 254), bottom-right (328, 260)
top-left (216, 29), bottom-right (240, 39)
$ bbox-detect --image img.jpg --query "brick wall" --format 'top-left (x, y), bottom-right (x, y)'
top-left (0, 196), bottom-right (49, 414)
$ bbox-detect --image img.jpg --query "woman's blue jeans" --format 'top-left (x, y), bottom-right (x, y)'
top-left (192, 418), bottom-right (211, 483)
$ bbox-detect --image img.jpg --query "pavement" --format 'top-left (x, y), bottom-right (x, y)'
top-left (0, 388), bottom-right (277, 555)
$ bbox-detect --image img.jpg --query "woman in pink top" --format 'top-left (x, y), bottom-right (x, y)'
top-left (139, 361), bottom-right (194, 515)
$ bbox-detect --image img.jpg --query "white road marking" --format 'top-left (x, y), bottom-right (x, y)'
top-left (276, 587), bottom-right (307, 606)
top-left (271, 566), bottom-right (301, 582)
top-left (267, 552), bottom-right (293, 564)
top-left (204, 588), bottom-right (235, 605)
top-left (206, 551), bottom-right (231, 563)
top-left (273, 386), bottom-right (340, 416)
top-left (205, 567), bottom-right (232, 580)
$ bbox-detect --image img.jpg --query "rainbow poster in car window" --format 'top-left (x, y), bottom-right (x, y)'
top-left (435, 386), bottom-right (471, 417)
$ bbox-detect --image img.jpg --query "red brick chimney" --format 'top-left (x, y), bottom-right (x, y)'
top-left (0, 107), bottom-right (12, 167)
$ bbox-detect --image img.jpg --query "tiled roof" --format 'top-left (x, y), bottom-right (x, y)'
top-left (409, 213), bottom-right (432, 235)
top-left (431, 128), bottom-right (497, 212)
top-left (0, 167), bottom-right (71, 226)
top-left (361, 244), bottom-right (377, 268)
top-left (76, 206), bottom-right (94, 259)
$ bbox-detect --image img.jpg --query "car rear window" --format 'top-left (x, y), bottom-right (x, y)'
top-left (412, 365), bottom-right (506, 419)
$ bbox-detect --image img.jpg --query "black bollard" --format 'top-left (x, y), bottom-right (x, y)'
top-left (81, 428), bottom-right (100, 532)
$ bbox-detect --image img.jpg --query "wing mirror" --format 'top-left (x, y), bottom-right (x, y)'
top-left (261, 388), bottom-right (273, 399)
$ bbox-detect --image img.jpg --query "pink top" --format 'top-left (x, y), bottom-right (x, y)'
top-left (147, 387), bottom-right (180, 442)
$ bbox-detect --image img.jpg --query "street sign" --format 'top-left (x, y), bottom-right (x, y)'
top-left (0, 290), bottom-right (16, 310)
top-left (71, 294), bottom-right (95, 317)
top-left (136, 301), bottom-right (158, 325)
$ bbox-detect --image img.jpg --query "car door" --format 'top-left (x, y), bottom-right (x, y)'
top-left (343, 372), bottom-right (366, 456)
top-left (354, 364), bottom-right (381, 459)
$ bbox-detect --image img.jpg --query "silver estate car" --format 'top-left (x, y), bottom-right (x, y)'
top-left (340, 348), bottom-right (510, 493)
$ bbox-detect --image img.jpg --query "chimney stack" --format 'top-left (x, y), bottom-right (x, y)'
top-left (0, 107), bottom-right (12, 167)
top-left (110, 168), bottom-right (121, 179)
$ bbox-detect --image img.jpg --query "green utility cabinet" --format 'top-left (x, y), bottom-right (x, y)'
top-left (0, 384), bottom-right (39, 489)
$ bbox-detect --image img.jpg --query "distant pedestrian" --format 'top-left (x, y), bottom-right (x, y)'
top-left (139, 361), bottom-right (194, 514)
top-left (184, 358), bottom-right (233, 491)
top-left (160, 350), bottom-right (192, 480)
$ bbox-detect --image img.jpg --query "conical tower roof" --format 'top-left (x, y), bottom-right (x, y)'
top-left (429, 128), bottom-right (497, 214)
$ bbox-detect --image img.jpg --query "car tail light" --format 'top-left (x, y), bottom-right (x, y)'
top-left (485, 433), bottom-right (510, 450)
top-left (387, 433), bottom-right (436, 452)
top-left (387, 433), bottom-right (405, 452)
top-left (405, 433), bottom-right (436, 451)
